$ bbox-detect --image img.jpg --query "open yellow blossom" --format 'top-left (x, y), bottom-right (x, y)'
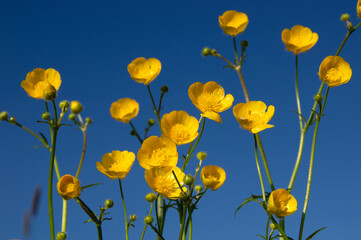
top-left (281, 25), bottom-right (318, 55)
top-left (267, 189), bottom-right (297, 218)
top-left (110, 98), bottom-right (139, 123)
top-left (219, 10), bottom-right (249, 37)
top-left (161, 110), bottom-right (199, 145)
top-left (358, 0), bottom-right (361, 18)
top-left (96, 150), bottom-right (135, 179)
top-left (200, 165), bottom-right (226, 190)
top-left (57, 174), bottom-right (81, 200)
top-left (233, 101), bottom-right (275, 133)
top-left (145, 166), bottom-right (186, 199)
top-left (318, 56), bottom-right (352, 87)
top-left (137, 135), bottom-right (178, 170)
top-left (21, 68), bottom-right (61, 99)
top-left (188, 81), bottom-right (234, 124)
top-left (127, 57), bottom-right (161, 85)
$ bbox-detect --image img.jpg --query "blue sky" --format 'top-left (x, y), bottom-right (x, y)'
top-left (1, 0), bottom-right (361, 239)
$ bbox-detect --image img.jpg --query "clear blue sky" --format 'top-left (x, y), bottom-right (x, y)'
top-left (1, 0), bottom-right (360, 239)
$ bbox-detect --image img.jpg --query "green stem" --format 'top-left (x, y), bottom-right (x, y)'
top-left (75, 129), bottom-right (87, 178)
top-left (295, 55), bottom-right (303, 131)
top-left (188, 209), bottom-right (193, 240)
top-left (96, 224), bottom-right (103, 240)
top-left (288, 131), bottom-right (305, 191)
top-left (118, 179), bottom-right (129, 240)
top-left (61, 199), bottom-right (68, 232)
top-left (265, 216), bottom-right (270, 240)
top-left (253, 134), bottom-right (266, 202)
top-left (178, 204), bottom-right (188, 240)
top-left (236, 67), bottom-right (250, 102)
top-left (129, 120), bottom-right (143, 144)
top-left (255, 134), bottom-right (275, 191)
top-left (48, 128), bottom-right (58, 240)
top-left (279, 218), bottom-right (286, 240)
top-left (147, 85), bottom-right (162, 133)
top-left (141, 202), bottom-right (154, 240)
top-left (233, 37), bottom-right (239, 65)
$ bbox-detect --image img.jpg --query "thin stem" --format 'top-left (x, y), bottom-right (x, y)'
top-left (233, 37), bottom-right (239, 65)
top-left (61, 199), bottom-right (68, 232)
top-left (75, 129), bottom-right (87, 178)
top-left (279, 218), bottom-right (286, 240)
top-left (140, 202), bottom-right (154, 240)
top-left (236, 68), bottom-right (250, 102)
top-left (129, 121), bottom-right (143, 144)
top-left (178, 204), bottom-right (188, 240)
top-left (156, 195), bottom-right (163, 240)
top-left (265, 216), bottom-right (270, 240)
top-left (255, 134), bottom-right (275, 191)
top-left (96, 224), bottom-right (103, 240)
top-left (147, 85), bottom-right (162, 133)
top-left (118, 179), bottom-right (129, 240)
top-left (288, 131), bottom-right (305, 191)
top-left (253, 134), bottom-right (266, 202)
top-left (295, 55), bottom-right (303, 131)
top-left (48, 128), bottom-right (58, 240)
top-left (188, 208), bottom-right (193, 240)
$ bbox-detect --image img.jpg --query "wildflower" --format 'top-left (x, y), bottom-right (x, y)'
top-left (318, 56), bottom-right (352, 87)
top-left (281, 25), bottom-right (318, 55)
top-left (21, 68), bottom-right (61, 99)
top-left (233, 101), bottom-right (275, 133)
top-left (219, 10), bottom-right (249, 37)
top-left (96, 150), bottom-right (135, 179)
top-left (161, 110), bottom-right (199, 145)
top-left (110, 98), bottom-right (139, 123)
top-left (57, 174), bottom-right (81, 200)
top-left (200, 165), bottom-right (226, 190)
top-left (267, 189), bottom-right (297, 218)
top-left (188, 81), bottom-right (234, 123)
top-left (127, 57), bottom-right (161, 85)
top-left (71, 101), bottom-right (83, 114)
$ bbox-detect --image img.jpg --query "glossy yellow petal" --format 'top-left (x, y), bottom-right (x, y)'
top-left (358, 0), bottom-right (361, 18)
top-left (281, 25), bottom-right (318, 55)
top-left (110, 98), bottom-right (139, 123)
top-left (96, 150), bottom-right (135, 179)
top-left (318, 56), bottom-right (352, 87)
top-left (200, 165), bottom-right (226, 190)
top-left (267, 189), bottom-right (297, 218)
top-left (201, 111), bottom-right (222, 123)
top-left (219, 10), bottom-right (249, 37)
top-left (57, 174), bottom-right (81, 200)
top-left (127, 57), bottom-right (161, 85)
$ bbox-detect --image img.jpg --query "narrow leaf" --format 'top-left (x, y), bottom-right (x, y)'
top-left (39, 132), bottom-right (48, 145)
top-left (81, 182), bottom-right (103, 190)
top-left (305, 227), bottom-right (327, 240)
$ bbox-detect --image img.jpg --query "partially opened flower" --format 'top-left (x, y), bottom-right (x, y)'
top-left (219, 10), bottom-right (249, 37)
top-left (161, 110), bottom-right (199, 145)
top-left (188, 81), bottom-right (234, 124)
top-left (357, 0), bottom-right (361, 18)
top-left (96, 150), bottom-right (135, 179)
top-left (127, 57), bottom-right (161, 85)
top-left (281, 25), bottom-right (318, 55)
top-left (318, 56), bottom-right (352, 87)
top-left (57, 174), bottom-right (81, 200)
top-left (267, 189), bottom-right (297, 218)
top-left (21, 68), bottom-right (61, 99)
top-left (200, 165), bottom-right (226, 190)
top-left (145, 166), bottom-right (186, 199)
top-left (110, 98), bottom-right (139, 123)
top-left (137, 135), bottom-right (178, 170)
top-left (233, 101), bottom-right (275, 133)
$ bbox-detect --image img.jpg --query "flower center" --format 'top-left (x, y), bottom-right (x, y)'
top-left (326, 68), bottom-right (341, 82)
top-left (170, 124), bottom-right (191, 140)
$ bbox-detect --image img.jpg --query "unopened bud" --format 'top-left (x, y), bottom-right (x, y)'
top-left (314, 93), bottom-right (323, 103)
top-left (42, 112), bottom-right (50, 120)
top-left (160, 85), bottom-right (169, 93)
top-left (59, 101), bottom-right (69, 112)
top-left (85, 117), bottom-right (93, 124)
top-left (56, 232), bottom-right (67, 240)
top-left (9, 116), bottom-right (16, 123)
top-left (71, 101), bottom-right (83, 114)
top-left (68, 113), bottom-right (76, 121)
top-left (144, 215), bottom-right (154, 225)
top-left (145, 193), bottom-right (157, 202)
top-left (270, 223), bottom-right (276, 230)
top-left (202, 47), bottom-right (212, 56)
top-left (241, 40), bottom-right (249, 48)
top-left (43, 82), bottom-right (57, 101)
top-left (148, 119), bottom-right (155, 126)
top-left (0, 111), bottom-right (9, 121)
top-left (197, 152), bottom-right (207, 161)
top-left (183, 175), bottom-right (194, 186)
top-left (194, 185), bottom-right (203, 193)
top-left (130, 214), bottom-right (137, 221)
top-left (340, 13), bottom-right (350, 21)
top-left (104, 199), bottom-right (114, 208)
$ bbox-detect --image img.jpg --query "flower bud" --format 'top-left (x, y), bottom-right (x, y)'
top-left (9, 116), bottom-right (16, 123)
top-left (130, 130), bottom-right (137, 136)
top-left (144, 215), bottom-right (154, 225)
top-left (183, 175), bottom-right (194, 186)
top-left (160, 85), bottom-right (169, 94)
top-left (104, 199), bottom-right (114, 208)
top-left (194, 185), bottom-right (203, 193)
top-left (197, 151), bottom-right (207, 161)
top-left (0, 111), bottom-right (9, 121)
top-left (68, 113), bottom-right (76, 121)
top-left (71, 101), bottom-right (83, 114)
top-left (314, 93), bottom-right (323, 103)
top-left (202, 47), bottom-right (212, 56)
top-left (270, 223), bottom-right (276, 230)
top-left (241, 40), bottom-right (249, 48)
top-left (43, 82), bottom-right (57, 101)
top-left (56, 232), bottom-right (67, 240)
top-left (145, 192), bottom-right (157, 202)
top-left (86, 117), bottom-right (93, 124)
top-left (340, 13), bottom-right (350, 21)
top-left (148, 119), bottom-right (155, 126)
top-left (130, 214), bottom-right (137, 221)
top-left (59, 101), bottom-right (69, 112)
top-left (42, 112), bottom-right (51, 120)
top-left (211, 49), bottom-right (217, 55)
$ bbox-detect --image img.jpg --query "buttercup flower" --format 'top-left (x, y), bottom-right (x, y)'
top-left (127, 57), bottom-right (161, 85)
top-left (57, 174), bottom-right (81, 200)
top-left (267, 189), bottom-right (297, 218)
top-left (110, 98), bottom-right (139, 123)
top-left (21, 68), bottom-right (61, 99)
top-left (188, 81), bottom-right (234, 124)
top-left (200, 165), bottom-right (226, 190)
top-left (219, 10), bottom-right (249, 37)
top-left (145, 166), bottom-right (186, 199)
top-left (96, 150), bottom-right (135, 179)
top-left (137, 135), bottom-right (178, 170)
top-left (358, 0), bottom-right (361, 18)
top-left (233, 101), bottom-right (275, 133)
top-left (161, 110), bottom-right (199, 145)
top-left (281, 25), bottom-right (318, 55)
top-left (318, 56), bottom-right (352, 87)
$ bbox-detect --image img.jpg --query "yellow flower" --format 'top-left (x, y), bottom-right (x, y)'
top-left (318, 56), bottom-right (352, 87)
top-left (188, 81), bottom-right (234, 124)
top-left (267, 189), bottom-right (297, 218)
top-left (358, 0), bottom-right (361, 18)
top-left (161, 110), bottom-right (199, 145)
top-left (233, 101), bottom-right (275, 133)
top-left (137, 135), bottom-right (178, 170)
top-left (145, 166), bottom-right (186, 199)
top-left (96, 150), bottom-right (135, 179)
top-left (127, 57), bottom-right (161, 85)
top-left (21, 68), bottom-right (61, 99)
top-left (219, 10), bottom-right (249, 37)
top-left (281, 25), bottom-right (318, 55)
top-left (110, 98), bottom-right (139, 123)
top-left (200, 165), bottom-right (226, 190)
top-left (71, 101), bottom-right (83, 114)
top-left (57, 174), bottom-right (81, 200)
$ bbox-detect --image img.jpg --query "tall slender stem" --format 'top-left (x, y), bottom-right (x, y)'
top-left (255, 134), bottom-right (275, 191)
top-left (75, 129), bottom-right (87, 178)
top-left (295, 55), bottom-right (303, 131)
top-left (178, 204), bottom-right (188, 240)
top-left (233, 37), bottom-right (239, 65)
top-left (236, 68), bottom-right (250, 102)
top-left (288, 131), bottom-right (305, 191)
top-left (118, 179), bottom-right (129, 240)
top-left (48, 128), bottom-right (58, 240)
top-left (129, 121), bottom-right (143, 144)
top-left (61, 200), bottom-right (68, 232)
top-left (253, 135), bottom-right (266, 202)
top-left (147, 85), bottom-right (162, 133)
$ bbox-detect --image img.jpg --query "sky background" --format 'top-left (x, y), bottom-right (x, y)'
top-left (1, 0), bottom-right (361, 239)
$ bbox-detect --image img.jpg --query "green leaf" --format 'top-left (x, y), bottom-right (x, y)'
top-left (81, 182), bottom-right (103, 191)
top-left (305, 227), bottom-right (327, 240)
top-left (39, 132), bottom-right (48, 145)
top-left (290, 109), bottom-right (306, 123)
top-left (234, 195), bottom-right (263, 217)
top-left (256, 234), bottom-right (266, 239)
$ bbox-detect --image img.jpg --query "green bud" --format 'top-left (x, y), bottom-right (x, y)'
top-left (68, 113), bottom-right (76, 121)
top-left (340, 13), bottom-right (350, 21)
top-left (43, 82), bottom-right (57, 101)
top-left (9, 116), bottom-right (16, 123)
top-left (145, 193), bottom-right (157, 202)
top-left (0, 111), bottom-right (9, 121)
top-left (42, 112), bottom-right (51, 120)
top-left (144, 215), bottom-right (154, 225)
top-left (194, 185), bottom-right (203, 193)
top-left (86, 117), bottom-right (93, 124)
top-left (183, 175), bottom-right (194, 186)
top-left (56, 232), bottom-right (67, 240)
top-left (241, 40), bottom-right (249, 48)
top-left (71, 101), bottom-right (83, 114)
top-left (211, 49), bottom-right (217, 55)
top-left (148, 119), bottom-right (155, 126)
top-left (130, 214), bottom-right (137, 221)
top-left (202, 47), bottom-right (212, 56)
top-left (314, 93), bottom-right (323, 103)
top-left (270, 223), bottom-right (276, 230)
top-left (59, 100), bottom-right (70, 112)
top-left (197, 151), bottom-right (207, 161)
top-left (104, 199), bottom-right (114, 208)
top-left (160, 85), bottom-right (169, 93)
top-left (130, 130), bottom-right (137, 136)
